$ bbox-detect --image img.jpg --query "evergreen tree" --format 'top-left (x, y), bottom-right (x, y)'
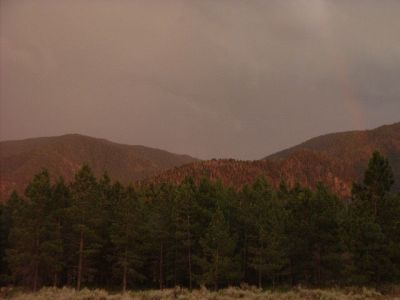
top-left (2, 152), bottom-right (399, 289)
top-left (94, 173), bottom-right (115, 287)
top-left (309, 183), bottom-right (344, 284)
top-left (0, 191), bottom-right (24, 285)
top-left (46, 177), bottom-right (70, 287)
top-left (244, 177), bottom-right (286, 288)
top-left (0, 203), bottom-right (7, 284)
top-left (51, 178), bottom-right (73, 286)
top-left (196, 207), bottom-right (241, 290)
top-left (364, 152), bottom-right (395, 196)
top-left (69, 165), bottom-right (101, 290)
top-left (237, 184), bottom-right (252, 283)
top-left (6, 170), bottom-right (63, 290)
top-left (349, 151), bottom-right (397, 283)
top-left (377, 193), bottom-right (400, 281)
top-left (284, 185), bottom-right (314, 284)
top-left (353, 151), bottom-right (395, 217)
top-left (173, 177), bottom-right (197, 289)
top-left (284, 183), bottom-right (344, 285)
top-left (110, 184), bottom-right (144, 292)
top-left (141, 184), bottom-right (175, 289)
top-left (6, 194), bottom-right (33, 288)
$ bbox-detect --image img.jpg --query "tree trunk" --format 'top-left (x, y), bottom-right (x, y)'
top-left (290, 259), bottom-right (294, 286)
top-left (173, 245), bottom-right (177, 287)
top-left (258, 245), bottom-right (262, 289)
top-left (313, 247), bottom-right (321, 285)
top-left (54, 219), bottom-right (61, 288)
top-left (187, 215), bottom-right (192, 291)
top-left (243, 233), bottom-right (248, 282)
top-left (214, 249), bottom-right (219, 291)
top-left (33, 260), bottom-right (38, 291)
top-left (123, 247), bottom-right (128, 293)
top-left (77, 229), bottom-right (84, 291)
top-left (53, 272), bottom-right (58, 287)
top-left (258, 238), bottom-right (263, 289)
top-left (272, 275), bottom-right (275, 290)
top-left (33, 235), bottom-right (39, 291)
top-left (159, 242), bottom-right (163, 290)
top-left (317, 251), bottom-right (321, 285)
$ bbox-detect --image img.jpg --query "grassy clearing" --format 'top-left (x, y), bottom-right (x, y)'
top-left (1, 286), bottom-right (400, 300)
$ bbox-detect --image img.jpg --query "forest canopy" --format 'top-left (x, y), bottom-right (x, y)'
top-left (0, 151), bottom-right (399, 291)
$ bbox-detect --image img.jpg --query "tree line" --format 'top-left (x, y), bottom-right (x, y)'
top-left (0, 151), bottom-right (399, 291)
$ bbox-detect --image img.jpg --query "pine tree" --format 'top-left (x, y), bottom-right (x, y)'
top-left (6, 170), bottom-right (63, 290)
top-left (45, 177), bottom-right (70, 287)
top-left (69, 165), bottom-right (101, 290)
top-left (94, 173), bottom-right (115, 287)
top-left (349, 151), bottom-right (397, 283)
top-left (283, 183), bottom-right (345, 285)
top-left (0, 203), bottom-right (7, 284)
top-left (141, 184), bottom-right (175, 289)
top-left (354, 151), bottom-right (395, 217)
top-left (309, 183), bottom-right (344, 284)
top-left (284, 185), bottom-right (314, 285)
top-left (173, 177), bottom-right (197, 289)
top-left (6, 194), bottom-right (34, 288)
top-left (24, 170), bottom-right (52, 290)
top-left (364, 152), bottom-right (394, 196)
top-left (196, 207), bottom-right (241, 290)
top-left (0, 191), bottom-right (24, 285)
top-left (2, 153), bottom-right (398, 289)
top-left (245, 177), bottom-right (286, 288)
top-left (377, 193), bottom-right (400, 281)
top-left (110, 184), bottom-right (144, 292)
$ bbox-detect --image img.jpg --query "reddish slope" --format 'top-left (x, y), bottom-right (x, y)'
top-left (266, 122), bottom-right (400, 192)
top-left (0, 134), bottom-right (198, 201)
top-left (144, 122), bottom-right (400, 197)
top-left (144, 150), bottom-right (355, 197)
top-left (1, 122), bottom-right (398, 200)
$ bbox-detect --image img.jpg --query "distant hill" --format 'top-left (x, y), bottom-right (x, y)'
top-left (266, 122), bottom-right (400, 162)
top-left (0, 134), bottom-right (198, 201)
top-left (1, 123), bottom-right (399, 201)
top-left (144, 152), bottom-right (356, 197)
top-left (266, 122), bottom-right (400, 191)
top-left (145, 122), bottom-right (400, 197)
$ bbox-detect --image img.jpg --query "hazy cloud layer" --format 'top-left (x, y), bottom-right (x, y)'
top-left (1, 0), bottom-right (399, 159)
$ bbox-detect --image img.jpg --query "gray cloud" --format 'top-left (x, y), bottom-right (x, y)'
top-left (1, 0), bottom-right (400, 159)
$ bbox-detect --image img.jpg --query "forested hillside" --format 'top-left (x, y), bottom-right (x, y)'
top-left (145, 152), bottom-right (354, 197)
top-left (267, 122), bottom-right (400, 191)
top-left (145, 123), bottom-right (400, 197)
top-left (0, 134), bottom-right (198, 201)
top-left (1, 123), bottom-right (399, 201)
top-left (1, 151), bottom-right (399, 291)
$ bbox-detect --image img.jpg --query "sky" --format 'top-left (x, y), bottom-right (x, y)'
top-left (1, 0), bottom-right (400, 160)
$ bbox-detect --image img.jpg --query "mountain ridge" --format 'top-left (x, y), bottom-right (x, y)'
top-left (1, 122), bottom-right (399, 200)
top-left (265, 122), bottom-right (400, 160)
top-left (144, 122), bottom-right (400, 197)
top-left (0, 134), bottom-right (198, 201)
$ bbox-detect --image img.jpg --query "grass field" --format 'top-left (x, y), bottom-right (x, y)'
top-left (1, 286), bottom-right (400, 300)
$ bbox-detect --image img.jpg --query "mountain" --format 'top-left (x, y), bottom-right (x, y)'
top-left (266, 122), bottom-right (400, 190)
top-left (0, 134), bottom-right (198, 201)
top-left (144, 122), bottom-right (400, 197)
top-left (266, 122), bottom-right (400, 162)
top-left (144, 152), bottom-right (355, 197)
top-left (1, 123), bottom-right (399, 201)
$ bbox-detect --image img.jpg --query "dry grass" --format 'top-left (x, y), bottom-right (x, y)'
top-left (1, 285), bottom-right (399, 300)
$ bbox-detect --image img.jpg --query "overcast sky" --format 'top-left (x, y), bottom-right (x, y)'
top-left (1, 0), bottom-right (399, 159)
